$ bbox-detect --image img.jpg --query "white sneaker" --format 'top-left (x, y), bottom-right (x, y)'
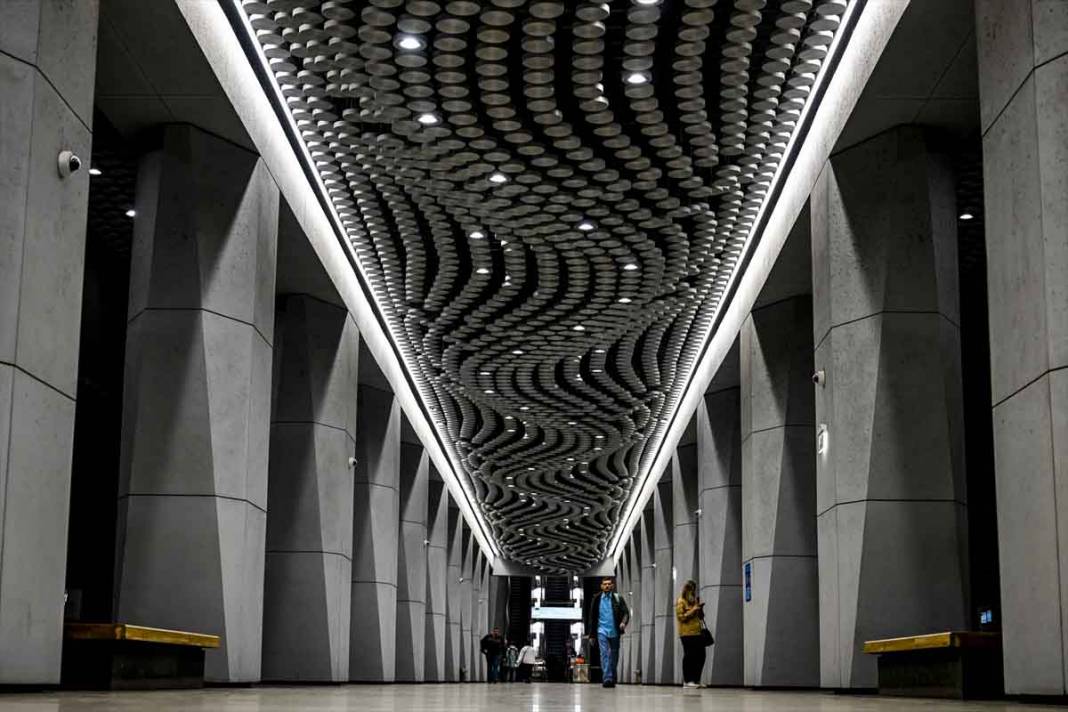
top-left (683, 682), bottom-right (700, 688)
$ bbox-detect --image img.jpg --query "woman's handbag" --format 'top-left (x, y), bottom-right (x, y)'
top-left (699, 622), bottom-right (714, 647)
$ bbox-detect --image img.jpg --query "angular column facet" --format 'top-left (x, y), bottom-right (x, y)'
top-left (639, 508), bottom-right (655, 684)
top-left (740, 296), bottom-right (819, 687)
top-left (0, 0), bottom-right (99, 683)
top-left (262, 295), bottom-right (358, 682)
top-left (671, 444), bottom-right (698, 683)
top-left (653, 479), bottom-right (674, 685)
top-left (116, 125), bottom-right (279, 683)
top-left (445, 505), bottom-right (463, 681)
top-left (349, 385), bottom-right (400, 681)
top-left (697, 384), bottom-right (743, 686)
top-left (626, 537), bottom-right (642, 683)
top-left (811, 126), bottom-right (968, 689)
top-left (976, 0), bottom-right (1068, 696)
top-left (460, 527), bottom-right (474, 680)
top-left (424, 480), bottom-right (448, 681)
top-left (395, 444), bottom-right (429, 681)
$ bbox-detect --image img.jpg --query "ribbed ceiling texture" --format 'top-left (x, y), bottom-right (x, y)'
top-left (241, 0), bottom-right (850, 572)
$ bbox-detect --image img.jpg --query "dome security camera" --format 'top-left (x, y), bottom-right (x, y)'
top-left (812, 369), bottom-right (826, 387)
top-left (58, 150), bottom-right (82, 178)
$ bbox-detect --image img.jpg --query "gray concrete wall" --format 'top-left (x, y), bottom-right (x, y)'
top-left (696, 389), bottom-right (743, 686)
top-left (115, 124), bottom-right (279, 683)
top-left (625, 538), bottom-right (642, 683)
top-left (460, 527), bottom-right (474, 680)
top-left (653, 479), bottom-right (674, 685)
top-left (740, 296), bottom-right (819, 687)
top-left (262, 295), bottom-right (358, 682)
top-left (811, 126), bottom-right (968, 689)
top-left (395, 445), bottom-right (429, 681)
top-left (0, 0), bottom-right (99, 684)
top-left (424, 480), bottom-right (448, 681)
top-left (975, 1), bottom-right (1068, 694)
top-left (349, 385), bottom-right (400, 681)
top-left (672, 444), bottom-right (699, 684)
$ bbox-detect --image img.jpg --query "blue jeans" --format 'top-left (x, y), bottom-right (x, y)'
top-left (598, 633), bottom-right (620, 683)
top-left (487, 654), bottom-right (501, 682)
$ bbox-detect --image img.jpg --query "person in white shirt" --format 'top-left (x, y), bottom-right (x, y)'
top-left (516, 640), bottom-right (538, 683)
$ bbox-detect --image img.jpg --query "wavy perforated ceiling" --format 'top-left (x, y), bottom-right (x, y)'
top-left (240, 0), bottom-right (851, 572)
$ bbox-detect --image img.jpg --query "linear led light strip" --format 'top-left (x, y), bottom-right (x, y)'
top-left (606, 0), bottom-right (871, 563)
top-left (222, 0), bottom-right (499, 560)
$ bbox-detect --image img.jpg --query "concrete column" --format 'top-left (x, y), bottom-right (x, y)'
top-left (740, 296), bottom-right (819, 687)
top-left (395, 444), bottom-right (428, 681)
top-left (445, 505), bottom-right (463, 681)
top-left (653, 478), bottom-right (674, 685)
top-left (262, 295), bottom-right (358, 682)
top-left (460, 527), bottom-right (474, 680)
top-left (0, 0), bottom-right (99, 684)
top-left (639, 507), bottom-right (655, 683)
top-left (811, 126), bottom-right (968, 689)
top-left (115, 124), bottom-right (279, 683)
top-left (626, 537), bottom-right (642, 683)
top-left (697, 384), bottom-right (743, 686)
top-left (671, 444), bottom-right (698, 683)
top-left (616, 553), bottom-right (629, 683)
top-left (424, 480), bottom-right (448, 681)
top-left (976, 1), bottom-right (1068, 696)
top-left (474, 551), bottom-right (487, 680)
top-left (349, 385), bottom-right (400, 681)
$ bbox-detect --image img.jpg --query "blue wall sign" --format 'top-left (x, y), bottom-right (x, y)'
top-left (744, 562), bottom-right (752, 603)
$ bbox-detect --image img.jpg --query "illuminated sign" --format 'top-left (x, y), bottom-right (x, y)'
top-left (531, 606), bottom-right (582, 621)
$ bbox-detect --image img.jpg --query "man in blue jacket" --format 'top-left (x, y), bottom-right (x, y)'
top-left (584, 576), bottom-right (631, 688)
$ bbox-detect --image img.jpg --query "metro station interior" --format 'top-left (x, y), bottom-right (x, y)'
top-left (1, 0), bottom-right (1066, 709)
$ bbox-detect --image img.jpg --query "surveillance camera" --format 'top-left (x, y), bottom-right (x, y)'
top-left (812, 369), bottom-right (826, 387)
top-left (58, 150), bottom-right (82, 178)
top-left (348, 456), bottom-right (358, 468)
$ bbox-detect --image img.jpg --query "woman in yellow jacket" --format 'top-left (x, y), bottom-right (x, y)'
top-left (675, 579), bottom-right (706, 688)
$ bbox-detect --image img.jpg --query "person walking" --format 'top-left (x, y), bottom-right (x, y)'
top-left (584, 576), bottom-right (630, 688)
top-left (480, 627), bottom-right (505, 683)
top-left (504, 640), bottom-right (519, 682)
top-left (517, 639), bottom-right (538, 682)
top-left (676, 579), bottom-right (707, 688)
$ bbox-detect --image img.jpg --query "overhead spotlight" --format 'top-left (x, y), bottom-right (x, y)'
top-left (578, 221), bottom-right (595, 231)
top-left (623, 263), bottom-right (639, 271)
top-left (626, 72), bottom-right (649, 85)
top-left (417, 113), bottom-right (438, 125)
top-left (959, 212), bottom-right (974, 221)
top-left (476, 267), bottom-right (490, 275)
top-left (489, 172), bottom-right (508, 184)
top-left (469, 230), bottom-right (485, 239)
top-left (618, 297), bottom-right (632, 304)
top-left (572, 324), bottom-right (586, 331)
top-left (484, 389), bottom-right (495, 394)
top-left (125, 209), bottom-right (136, 218)
top-left (88, 167), bottom-right (102, 176)
top-left (512, 349), bottom-right (524, 355)
top-left (397, 35), bottom-right (424, 50)
top-left (635, 0), bottom-right (660, 4)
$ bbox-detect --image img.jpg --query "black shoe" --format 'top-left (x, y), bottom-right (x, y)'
top-left (603, 680), bottom-right (615, 688)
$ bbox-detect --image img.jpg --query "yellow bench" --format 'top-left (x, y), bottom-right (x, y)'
top-left (864, 631), bottom-right (1002, 699)
top-left (63, 623), bottom-right (220, 690)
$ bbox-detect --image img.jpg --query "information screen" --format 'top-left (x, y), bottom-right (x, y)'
top-left (531, 606), bottom-right (582, 621)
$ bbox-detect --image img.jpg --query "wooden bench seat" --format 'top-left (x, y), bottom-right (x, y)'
top-left (62, 623), bottom-right (220, 690)
top-left (863, 631), bottom-right (1002, 699)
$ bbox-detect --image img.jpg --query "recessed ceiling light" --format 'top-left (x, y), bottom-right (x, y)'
top-left (578, 221), bottom-right (594, 231)
top-left (573, 324), bottom-right (585, 331)
top-left (88, 167), bottom-right (102, 176)
top-left (476, 267), bottom-right (490, 275)
top-left (512, 349), bottom-right (524, 355)
top-left (417, 113), bottom-right (438, 125)
top-left (469, 230), bottom-right (485, 239)
top-left (594, 348), bottom-right (606, 354)
top-left (618, 297), bottom-right (632, 303)
top-left (480, 371), bottom-right (491, 376)
top-left (125, 209), bottom-right (136, 218)
top-left (398, 35), bottom-right (424, 50)
top-left (623, 263), bottom-right (639, 271)
top-left (635, 0), bottom-right (660, 4)
top-left (959, 212), bottom-right (974, 221)
top-left (489, 172), bottom-right (508, 184)
top-left (626, 72), bottom-right (649, 85)
top-left (484, 389), bottom-right (494, 394)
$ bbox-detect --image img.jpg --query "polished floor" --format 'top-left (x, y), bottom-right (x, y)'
top-left (0, 684), bottom-right (1064, 711)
